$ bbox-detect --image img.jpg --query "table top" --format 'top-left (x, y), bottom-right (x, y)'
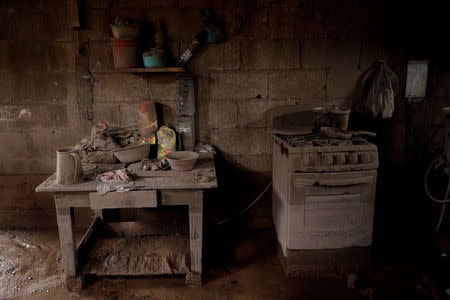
top-left (36, 153), bottom-right (217, 193)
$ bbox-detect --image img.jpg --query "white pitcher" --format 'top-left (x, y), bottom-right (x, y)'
top-left (56, 147), bottom-right (84, 185)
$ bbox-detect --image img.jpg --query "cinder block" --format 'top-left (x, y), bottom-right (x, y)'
top-left (177, 0), bottom-right (210, 8)
top-left (242, 39), bottom-right (300, 70)
top-left (210, 0), bottom-right (238, 9)
top-left (0, 131), bottom-right (29, 168)
top-left (195, 76), bottom-right (210, 142)
top-left (85, 9), bottom-right (110, 41)
top-left (326, 40), bottom-right (361, 70)
top-left (0, 176), bottom-right (35, 209)
top-left (93, 103), bottom-right (121, 126)
top-left (0, 0), bottom-right (41, 9)
top-left (302, 40), bottom-right (360, 70)
top-left (157, 102), bottom-right (177, 127)
top-left (187, 39), bottom-right (240, 72)
top-left (210, 128), bottom-right (270, 155)
top-left (112, 0), bottom-right (176, 8)
top-left (11, 72), bottom-right (74, 103)
top-left (0, 72), bottom-right (13, 104)
top-left (0, 10), bottom-right (11, 40)
top-left (14, 10), bottom-right (71, 41)
top-left (86, 0), bottom-right (113, 8)
top-left (269, 7), bottom-right (313, 39)
top-left (47, 42), bottom-right (76, 72)
top-left (237, 99), bottom-right (295, 128)
top-left (321, 6), bottom-right (364, 41)
top-left (269, 70), bottom-right (326, 99)
top-left (7, 41), bottom-right (49, 72)
top-left (0, 41), bottom-right (7, 71)
top-left (89, 41), bottom-right (115, 73)
top-left (210, 71), bottom-right (268, 100)
top-left (93, 74), bottom-right (148, 103)
top-left (0, 175), bottom-right (53, 209)
top-left (144, 9), bottom-right (202, 42)
top-left (239, 9), bottom-right (268, 39)
top-left (209, 100), bottom-right (237, 129)
top-left (326, 67), bottom-right (361, 98)
top-left (149, 75), bottom-right (178, 102)
top-left (118, 103), bottom-right (139, 127)
top-left (0, 104), bottom-right (68, 129)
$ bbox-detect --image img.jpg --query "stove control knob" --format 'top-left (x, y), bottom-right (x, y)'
top-left (359, 153), bottom-right (371, 163)
top-left (336, 153), bottom-right (346, 165)
top-left (324, 153), bottom-right (334, 165)
top-left (348, 153), bottom-right (358, 164)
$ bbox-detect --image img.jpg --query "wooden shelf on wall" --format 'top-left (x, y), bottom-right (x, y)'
top-left (118, 67), bottom-right (185, 73)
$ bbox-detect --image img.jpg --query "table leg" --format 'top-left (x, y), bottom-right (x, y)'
top-left (186, 191), bottom-right (203, 287)
top-left (54, 194), bottom-right (80, 291)
top-left (93, 209), bottom-right (104, 220)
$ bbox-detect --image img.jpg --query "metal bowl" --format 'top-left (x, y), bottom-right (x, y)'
top-left (113, 143), bottom-right (150, 163)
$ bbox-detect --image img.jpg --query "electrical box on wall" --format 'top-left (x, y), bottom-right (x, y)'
top-left (176, 77), bottom-right (195, 116)
top-left (405, 60), bottom-right (429, 98)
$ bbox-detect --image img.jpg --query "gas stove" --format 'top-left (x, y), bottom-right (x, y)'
top-left (273, 133), bottom-right (379, 274)
top-left (274, 134), bottom-right (378, 172)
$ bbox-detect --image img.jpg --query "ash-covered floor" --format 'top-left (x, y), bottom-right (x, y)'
top-left (0, 228), bottom-right (421, 300)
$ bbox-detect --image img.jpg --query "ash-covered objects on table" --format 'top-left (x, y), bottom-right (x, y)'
top-left (194, 168), bottom-right (216, 183)
top-left (96, 168), bottom-right (136, 194)
top-left (76, 121), bottom-right (122, 164)
top-left (75, 122), bottom-right (143, 164)
top-left (195, 143), bottom-right (216, 155)
top-left (127, 158), bottom-right (169, 174)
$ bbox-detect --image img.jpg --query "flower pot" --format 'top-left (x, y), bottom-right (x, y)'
top-left (111, 39), bottom-right (137, 69)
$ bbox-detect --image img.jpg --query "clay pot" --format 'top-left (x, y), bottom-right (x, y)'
top-left (166, 151), bottom-right (199, 171)
top-left (111, 39), bottom-right (137, 69)
top-left (56, 147), bottom-right (84, 185)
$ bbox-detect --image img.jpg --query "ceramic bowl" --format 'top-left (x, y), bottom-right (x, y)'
top-left (166, 151), bottom-right (199, 171)
top-left (113, 143), bottom-right (150, 163)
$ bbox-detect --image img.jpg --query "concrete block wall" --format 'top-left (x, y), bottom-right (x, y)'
top-left (1, 0), bottom-right (449, 228)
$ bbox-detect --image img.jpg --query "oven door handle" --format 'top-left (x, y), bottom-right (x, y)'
top-left (317, 175), bottom-right (374, 186)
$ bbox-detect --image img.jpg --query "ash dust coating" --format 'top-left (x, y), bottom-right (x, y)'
top-left (0, 230), bottom-right (63, 299)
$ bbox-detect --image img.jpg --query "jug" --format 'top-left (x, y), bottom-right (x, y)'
top-left (56, 147), bottom-right (84, 185)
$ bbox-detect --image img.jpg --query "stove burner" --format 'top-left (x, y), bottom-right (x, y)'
top-left (278, 134), bottom-right (368, 148)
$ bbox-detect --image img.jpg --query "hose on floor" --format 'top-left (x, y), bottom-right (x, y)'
top-left (216, 181), bottom-right (273, 226)
top-left (424, 156), bottom-right (450, 231)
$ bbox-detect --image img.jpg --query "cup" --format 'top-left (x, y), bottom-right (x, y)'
top-left (56, 147), bottom-right (84, 185)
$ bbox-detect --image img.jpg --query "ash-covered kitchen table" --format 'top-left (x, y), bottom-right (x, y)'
top-left (35, 153), bottom-right (217, 290)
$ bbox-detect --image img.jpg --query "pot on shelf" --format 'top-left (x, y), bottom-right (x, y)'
top-left (111, 39), bottom-right (137, 69)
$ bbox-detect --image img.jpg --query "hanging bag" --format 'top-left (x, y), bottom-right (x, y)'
top-left (361, 60), bottom-right (399, 119)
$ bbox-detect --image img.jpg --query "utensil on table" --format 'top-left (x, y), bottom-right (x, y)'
top-left (56, 147), bottom-right (84, 185)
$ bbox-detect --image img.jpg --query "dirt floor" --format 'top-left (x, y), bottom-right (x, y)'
top-left (0, 227), bottom-right (429, 300)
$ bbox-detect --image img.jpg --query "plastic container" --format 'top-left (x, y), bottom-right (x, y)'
top-left (166, 151), bottom-right (199, 171)
top-left (142, 50), bottom-right (167, 68)
top-left (157, 126), bottom-right (176, 160)
top-left (111, 39), bottom-right (137, 69)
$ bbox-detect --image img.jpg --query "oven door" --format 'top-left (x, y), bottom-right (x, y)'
top-left (287, 170), bottom-right (377, 249)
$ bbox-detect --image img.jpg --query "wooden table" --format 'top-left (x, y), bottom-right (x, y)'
top-left (35, 153), bottom-right (217, 290)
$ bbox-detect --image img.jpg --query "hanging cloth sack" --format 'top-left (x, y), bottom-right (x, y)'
top-left (361, 60), bottom-right (399, 119)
